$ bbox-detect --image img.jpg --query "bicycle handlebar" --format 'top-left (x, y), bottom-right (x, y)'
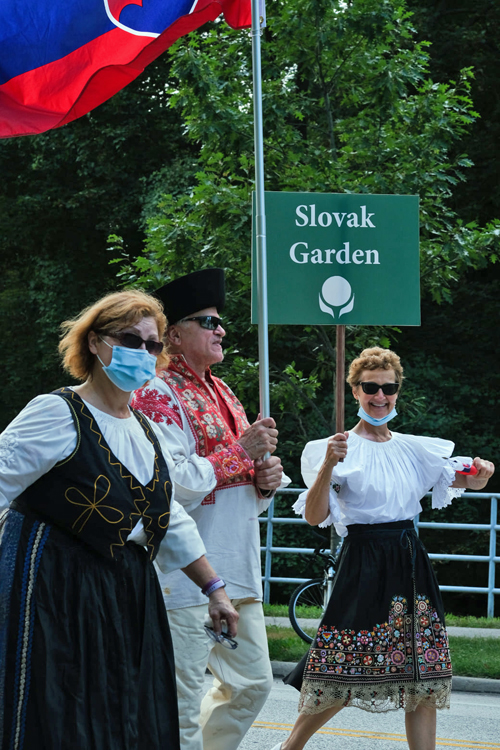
top-left (314, 547), bottom-right (337, 562)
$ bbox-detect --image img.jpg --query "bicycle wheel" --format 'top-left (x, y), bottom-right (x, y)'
top-left (288, 578), bottom-right (325, 644)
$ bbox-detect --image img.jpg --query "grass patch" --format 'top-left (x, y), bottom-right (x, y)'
top-left (448, 636), bottom-right (500, 679)
top-left (263, 604), bottom-right (289, 617)
top-left (294, 605), bottom-right (323, 619)
top-left (264, 604), bottom-right (500, 628)
top-left (267, 625), bottom-right (314, 662)
top-left (266, 627), bottom-right (500, 679)
top-left (446, 614), bottom-right (500, 629)
top-left (264, 603), bottom-right (323, 619)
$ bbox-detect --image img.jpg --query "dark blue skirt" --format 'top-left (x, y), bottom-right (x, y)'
top-left (0, 508), bottom-right (179, 750)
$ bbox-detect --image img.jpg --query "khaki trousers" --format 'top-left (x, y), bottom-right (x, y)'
top-left (167, 598), bottom-right (273, 750)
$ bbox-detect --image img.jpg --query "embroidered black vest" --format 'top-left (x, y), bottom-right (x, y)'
top-left (16, 388), bottom-right (172, 560)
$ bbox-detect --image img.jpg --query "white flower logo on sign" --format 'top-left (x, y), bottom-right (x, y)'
top-left (319, 276), bottom-right (355, 319)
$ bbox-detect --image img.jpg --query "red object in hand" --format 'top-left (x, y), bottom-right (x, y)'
top-left (456, 464), bottom-right (478, 475)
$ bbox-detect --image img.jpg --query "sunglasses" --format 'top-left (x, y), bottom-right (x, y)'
top-left (358, 381), bottom-right (399, 395)
top-left (180, 315), bottom-right (223, 331)
top-left (204, 626), bottom-right (238, 650)
top-left (102, 331), bottom-right (164, 356)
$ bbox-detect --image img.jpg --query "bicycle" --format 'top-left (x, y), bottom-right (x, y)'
top-left (288, 541), bottom-right (341, 644)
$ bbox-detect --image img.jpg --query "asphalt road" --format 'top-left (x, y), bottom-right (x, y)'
top-left (237, 678), bottom-right (500, 750)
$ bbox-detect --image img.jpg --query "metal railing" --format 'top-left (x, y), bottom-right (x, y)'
top-left (260, 488), bottom-right (500, 617)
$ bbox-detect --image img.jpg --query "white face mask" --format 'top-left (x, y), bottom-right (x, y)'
top-left (98, 341), bottom-right (157, 392)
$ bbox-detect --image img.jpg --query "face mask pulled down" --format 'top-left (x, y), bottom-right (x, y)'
top-left (357, 405), bottom-right (398, 427)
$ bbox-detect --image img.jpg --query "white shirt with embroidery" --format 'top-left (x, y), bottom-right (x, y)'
top-left (294, 430), bottom-right (466, 537)
top-left (0, 392), bottom-right (206, 574)
top-left (133, 375), bottom-right (290, 609)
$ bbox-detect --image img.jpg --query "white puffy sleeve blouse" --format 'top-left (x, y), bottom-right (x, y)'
top-left (0, 393), bottom-right (206, 573)
top-left (294, 431), bottom-right (465, 537)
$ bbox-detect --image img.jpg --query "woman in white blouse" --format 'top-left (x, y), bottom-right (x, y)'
top-left (272, 347), bottom-right (494, 750)
top-left (0, 289), bottom-right (237, 750)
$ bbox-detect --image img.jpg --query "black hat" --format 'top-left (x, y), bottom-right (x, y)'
top-left (155, 268), bottom-right (226, 324)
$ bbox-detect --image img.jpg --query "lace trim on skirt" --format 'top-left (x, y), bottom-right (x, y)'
top-left (299, 676), bottom-right (451, 714)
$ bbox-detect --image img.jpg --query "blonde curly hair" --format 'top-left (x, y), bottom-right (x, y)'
top-left (59, 289), bottom-right (169, 381)
top-left (347, 347), bottom-right (404, 388)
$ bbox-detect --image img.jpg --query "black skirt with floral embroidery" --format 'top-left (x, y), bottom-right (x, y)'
top-left (284, 520), bottom-right (452, 714)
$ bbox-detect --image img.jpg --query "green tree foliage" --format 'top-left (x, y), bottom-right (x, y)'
top-left (114, 0), bottom-right (499, 611)
top-left (0, 0), bottom-right (498, 612)
top-left (121, 0), bottom-right (499, 466)
top-left (407, 0), bottom-right (500, 225)
top-left (0, 57), bottom-right (196, 426)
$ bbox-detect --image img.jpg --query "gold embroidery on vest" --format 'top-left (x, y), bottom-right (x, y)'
top-left (58, 389), bottom-right (170, 559)
top-left (65, 475), bottom-right (124, 533)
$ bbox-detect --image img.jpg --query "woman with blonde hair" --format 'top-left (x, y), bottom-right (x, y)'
top-left (0, 290), bottom-right (237, 750)
top-left (271, 347), bottom-right (494, 750)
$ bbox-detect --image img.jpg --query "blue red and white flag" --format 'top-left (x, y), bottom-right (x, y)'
top-left (0, 0), bottom-right (251, 139)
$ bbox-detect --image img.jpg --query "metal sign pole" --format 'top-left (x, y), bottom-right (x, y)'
top-left (331, 324), bottom-right (345, 555)
top-left (251, 0), bottom-right (270, 420)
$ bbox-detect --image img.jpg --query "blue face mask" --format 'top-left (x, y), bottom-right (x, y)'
top-left (357, 405), bottom-right (398, 426)
top-left (97, 341), bottom-right (157, 392)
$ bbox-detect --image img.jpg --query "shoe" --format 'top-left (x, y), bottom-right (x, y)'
top-left (269, 745), bottom-right (282, 750)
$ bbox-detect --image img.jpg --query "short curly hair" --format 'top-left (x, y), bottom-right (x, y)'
top-left (347, 347), bottom-right (404, 388)
top-left (59, 289), bottom-right (169, 381)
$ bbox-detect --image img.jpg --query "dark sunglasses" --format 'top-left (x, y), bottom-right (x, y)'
top-left (103, 331), bottom-right (164, 356)
top-left (204, 626), bottom-right (238, 650)
top-left (181, 315), bottom-right (223, 331)
top-left (358, 381), bottom-right (399, 396)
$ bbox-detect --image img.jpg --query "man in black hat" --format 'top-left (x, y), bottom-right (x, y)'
top-left (132, 268), bottom-right (288, 750)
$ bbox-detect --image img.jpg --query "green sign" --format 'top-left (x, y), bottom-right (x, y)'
top-left (251, 191), bottom-right (420, 325)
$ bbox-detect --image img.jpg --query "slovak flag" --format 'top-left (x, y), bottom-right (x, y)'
top-left (0, 0), bottom-right (251, 139)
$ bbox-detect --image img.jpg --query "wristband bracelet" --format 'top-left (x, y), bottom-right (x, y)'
top-left (202, 577), bottom-right (226, 597)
